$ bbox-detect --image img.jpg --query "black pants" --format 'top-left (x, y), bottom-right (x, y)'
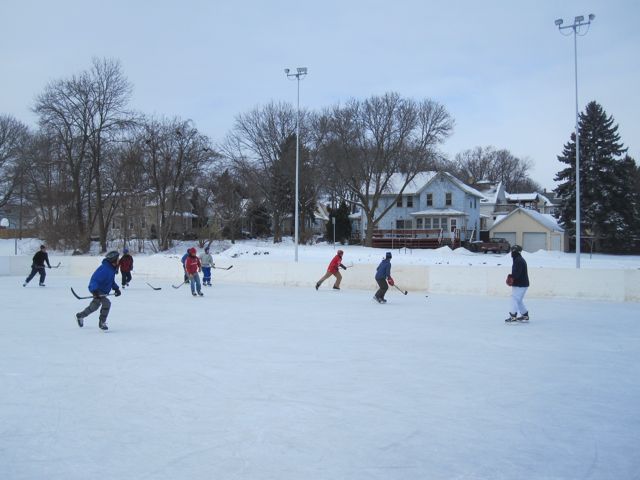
top-left (375, 278), bottom-right (388, 300)
top-left (121, 271), bottom-right (132, 286)
top-left (25, 266), bottom-right (46, 285)
top-left (77, 296), bottom-right (111, 324)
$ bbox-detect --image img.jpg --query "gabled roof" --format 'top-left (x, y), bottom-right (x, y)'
top-left (475, 181), bottom-right (504, 204)
top-left (373, 171), bottom-right (484, 198)
top-left (491, 207), bottom-right (563, 232)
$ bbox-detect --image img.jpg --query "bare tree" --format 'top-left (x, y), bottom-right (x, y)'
top-left (84, 58), bottom-right (134, 252)
top-left (33, 58), bottom-right (133, 251)
top-left (318, 92), bottom-right (454, 246)
top-left (141, 117), bottom-right (212, 251)
top-left (0, 115), bottom-right (29, 209)
top-left (453, 146), bottom-right (540, 192)
top-left (221, 101), bottom-right (312, 243)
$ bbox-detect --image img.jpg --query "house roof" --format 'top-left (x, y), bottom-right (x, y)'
top-left (374, 171), bottom-right (484, 198)
top-left (491, 207), bottom-right (564, 232)
top-left (475, 181), bottom-right (503, 204)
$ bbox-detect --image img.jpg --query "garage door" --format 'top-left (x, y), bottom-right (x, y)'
top-left (493, 232), bottom-right (516, 246)
top-left (523, 232), bottom-right (546, 252)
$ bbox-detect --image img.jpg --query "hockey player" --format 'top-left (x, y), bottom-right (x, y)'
top-left (75, 251), bottom-right (121, 331)
top-left (181, 249), bottom-right (190, 283)
top-left (184, 247), bottom-right (204, 296)
top-left (23, 245), bottom-right (52, 287)
top-left (374, 252), bottom-right (394, 303)
top-left (505, 245), bottom-right (530, 322)
top-left (118, 248), bottom-right (134, 288)
top-left (315, 249), bottom-right (348, 290)
top-left (200, 246), bottom-right (214, 286)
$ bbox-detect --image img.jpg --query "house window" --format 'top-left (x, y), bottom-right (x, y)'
top-left (432, 217), bottom-right (440, 228)
top-left (417, 218), bottom-right (423, 229)
top-left (397, 197), bottom-right (403, 207)
top-left (446, 192), bottom-right (452, 206)
top-left (396, 219), bottom-right (405, 229)
top-left (426, 193), bottom-right (433, 206)
top-left (407, 196), bottom-right (413, 207)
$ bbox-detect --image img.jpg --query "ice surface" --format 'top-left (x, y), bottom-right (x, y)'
top-left (1, 274), bottom-right (639, 480)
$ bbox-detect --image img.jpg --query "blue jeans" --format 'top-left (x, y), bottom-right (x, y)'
top-left (189, 273), bottom-right (202, 294)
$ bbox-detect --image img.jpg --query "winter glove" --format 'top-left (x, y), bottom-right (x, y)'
top-left (506, 274), bottom-right (514, 286)
top-left (339, 263), bottom-right (347, 270)
top-left (387, 277), bottom-right (395, 286)
top-left (114, 288), bottom-right (122, 297)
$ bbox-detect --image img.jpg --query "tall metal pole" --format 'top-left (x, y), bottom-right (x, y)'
top-left (556, 14), bottom-right (594, 269)
top-left (295, 75), bottom-right (300, 262)
top-left (284, 67), bottom-right (308, 262)
top-left (573, 29), bottom-right (581, 269)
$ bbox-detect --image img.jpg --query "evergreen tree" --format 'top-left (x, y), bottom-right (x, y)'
top-left (325, 201), bottom-right (352, 244)
top-left (554, 101), bottom-right (638, 252)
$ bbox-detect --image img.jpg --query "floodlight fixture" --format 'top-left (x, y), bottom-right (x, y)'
top-left (575, 15), bottom-right (584, 23)
top-left (555, 18), bottom-right (563, 26)
top-left (589, 13), bottom-right (595, 21)
top-left (297, 67), bottom-right (307, 75)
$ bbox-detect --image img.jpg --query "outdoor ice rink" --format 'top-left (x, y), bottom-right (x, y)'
top-left (2, 275), bottom-right (639, 480)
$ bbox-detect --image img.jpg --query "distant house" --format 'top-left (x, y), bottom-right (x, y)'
top-left (473, 180), bottom-right (510, 232)
top-left (490, 207), bottom-right (565, 252)
top-left (354, 171), bottom-right (483, 248)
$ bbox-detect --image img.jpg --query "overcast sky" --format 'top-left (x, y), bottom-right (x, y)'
top-left (2, 0), bottom-right (638, 190)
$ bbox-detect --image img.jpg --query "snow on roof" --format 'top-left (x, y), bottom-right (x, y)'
top-left (476, 181), bottom-right (503, 204)
top-left (378, 171), bottom-right (438, 195)
top-left (491, 207), bottom-right (563, 232)
top-left (507, 193), bottom-right (538, 202)
top-left (373, 171), bottom-right (484, 198)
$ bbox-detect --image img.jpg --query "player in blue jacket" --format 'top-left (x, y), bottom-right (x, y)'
top-left (75, 251), bottom-right (122, 331)
top-left (374, 252), bottom-right (394, 303)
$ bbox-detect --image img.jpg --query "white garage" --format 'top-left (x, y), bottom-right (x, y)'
top-left (490, 208), bottom-right (565, 252)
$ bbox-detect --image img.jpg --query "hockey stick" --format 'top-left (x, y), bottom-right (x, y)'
top-left (393, 284), bottom-right (408, 295)
top-left (212, 265), bottom-right (233, 270)
top-left (70, 287), bottom-right (112, 300)
top-left (146, 282), bottom-right (162, 291)
top-left (50, 262), bottom-right (62, 269)
top-left (172, 280), bottom-right (189, 289)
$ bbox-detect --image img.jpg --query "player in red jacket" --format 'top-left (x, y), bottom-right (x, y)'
top-left (184, 247), bottom-right (203, 297)
top-left (315, 249), bottom-right (348, 290)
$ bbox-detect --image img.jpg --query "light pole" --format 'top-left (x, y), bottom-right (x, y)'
top-left (555, 14), bottom-right (595, 269)
top-left (284, 67), bottom-right (308, 262)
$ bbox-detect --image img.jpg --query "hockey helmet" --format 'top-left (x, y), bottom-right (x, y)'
top-left (385, 252), bottom-right (392, 259)
top-left (337, 249), bottom-right (344, 256)
top-left (105, 250), bottom-right (119, 263)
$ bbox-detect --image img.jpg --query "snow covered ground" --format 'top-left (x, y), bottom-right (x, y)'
top-left (2, 268), bottom-right (640, 479)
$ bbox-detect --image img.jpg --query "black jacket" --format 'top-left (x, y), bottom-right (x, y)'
top-left (32, 251), bottom-right (51, 268)
top-left (511, 253), bottom-right (529, 287)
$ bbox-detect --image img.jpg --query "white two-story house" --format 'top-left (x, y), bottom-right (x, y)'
top-left (353, 171), bottom-right (483, 247)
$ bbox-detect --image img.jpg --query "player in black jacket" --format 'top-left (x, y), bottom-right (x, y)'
top-left (505, 245), bottom-right (530, 322)
top-left (23, 245), bottom-right (52, 287)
